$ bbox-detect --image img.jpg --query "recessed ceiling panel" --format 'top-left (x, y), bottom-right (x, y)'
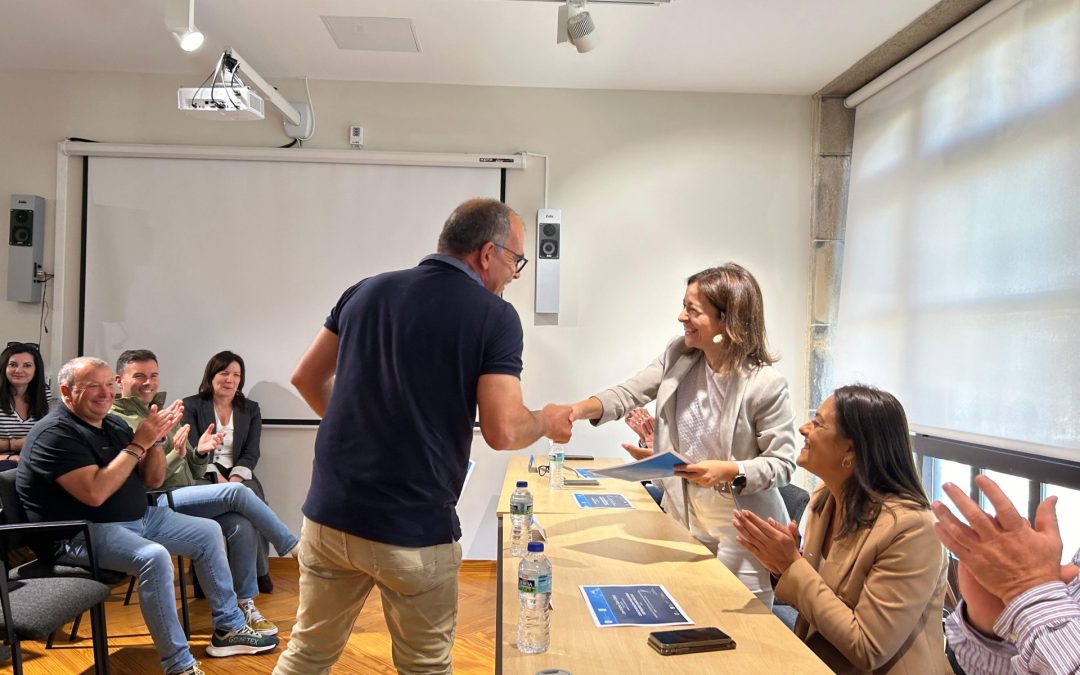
top-left (321, 16), bottom-right (421, 52)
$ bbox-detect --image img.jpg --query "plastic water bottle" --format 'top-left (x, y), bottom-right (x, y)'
top-left (509, 481), bottom-right (534, 557)
top-left (547, 442), bottom-right (565, 489)
top-left (516, 541), bottom-right (552, 654)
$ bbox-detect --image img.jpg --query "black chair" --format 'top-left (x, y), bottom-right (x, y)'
top-left (0, 470), bottom-right (190, 646)
top-left (779, 483), bottom-right (811, 527)
top-left (772, 483), bottom-right (811, 631)
top-left (0, 483), bottom-right (111, 675)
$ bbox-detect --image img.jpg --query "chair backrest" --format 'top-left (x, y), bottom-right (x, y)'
top-left (0, 468), bottom-right (31, 560)
top-left (779, 483), bottom-right (811, 525)
top-left (0, 469), bottom-right (28, 526)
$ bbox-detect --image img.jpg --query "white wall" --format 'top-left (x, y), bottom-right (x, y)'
top-left (0, 70), bottom-right (812, 558)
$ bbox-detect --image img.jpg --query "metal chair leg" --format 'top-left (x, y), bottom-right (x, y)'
top-left (90, 601), bottom-right (111, 675)
top-left (11, 640), bottom-right (23, 675)
top-left (68, 611), bottom-right (84, 641)
top-left (123, 576), bottom-right (135, 605)
top-left (177, 555), bottom-right (190, 638)
top-left (45, 629), bottom-right (56, 649)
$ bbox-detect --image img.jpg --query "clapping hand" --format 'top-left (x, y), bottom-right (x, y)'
top-left (195, 422), bottom-right (225, 457)
top-left (932, 475), bottom-right (1062, 604)
top-left (624, 408), bottom-right (654, 446)
top-left (620, 408), bottom-right (655, 460)
top-left (134, 400), bottom-right (184, 449)
top-left (733, 509), bottom-right (801, 576)
top-left (172, 424), bottom-right (191, 458)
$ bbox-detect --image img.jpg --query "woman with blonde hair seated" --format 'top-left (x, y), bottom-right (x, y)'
top-left (733, 384), bottom-right (950, 674)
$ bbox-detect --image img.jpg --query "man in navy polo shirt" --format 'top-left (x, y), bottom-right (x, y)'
top-left (276, 198), bottom-right (573, 675)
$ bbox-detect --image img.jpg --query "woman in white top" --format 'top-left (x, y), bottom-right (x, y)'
top-left (565, 264), bottom-right (797, 606)
top-left (0, 341), bottom-right (52, 470)
top-left (182, 351), bottom-right (274, 591)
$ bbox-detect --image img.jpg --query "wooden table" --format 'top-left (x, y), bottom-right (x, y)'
top-left (495, 454), bottom-right (662, 516)
top-left (496, 511), bottom-right (832, 674)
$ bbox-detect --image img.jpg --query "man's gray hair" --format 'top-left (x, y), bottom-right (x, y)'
top-left (58, 356), bottom-right (109, 387)
top-left (437, 199), bottom-right (517, 257)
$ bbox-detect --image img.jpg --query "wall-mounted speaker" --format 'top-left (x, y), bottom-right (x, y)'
top-left (8, 195), bottom-right (45, 303)
top-left (535, 208), bottom-right (560, 314)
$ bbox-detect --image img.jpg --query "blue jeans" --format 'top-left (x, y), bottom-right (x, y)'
top-left (161, 482), bottom-right (299, 600)
top-left (61, 505), bottom-right (247, 674)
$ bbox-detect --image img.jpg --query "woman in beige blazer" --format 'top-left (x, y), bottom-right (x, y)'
top-left (733, 384), bottom-right (950, 675)
top-left (566, 263), bottom-right (796, 606)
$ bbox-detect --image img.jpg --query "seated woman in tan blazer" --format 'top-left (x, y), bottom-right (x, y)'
top-left (733, 384), bottom-right (950, 675)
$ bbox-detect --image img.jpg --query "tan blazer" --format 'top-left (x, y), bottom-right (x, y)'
top-left (776, 487), bottom-right (950, 675)
top-left (592, 336), bottom-right (796, 526)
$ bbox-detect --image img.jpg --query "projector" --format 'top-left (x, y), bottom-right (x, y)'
top-left (177, 86), bottom-right (266, 121)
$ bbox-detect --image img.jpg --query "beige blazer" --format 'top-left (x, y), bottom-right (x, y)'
top-left (592, 336), bottom-right (796, 526)
top-left (776, 486), bottom-right (951, 675)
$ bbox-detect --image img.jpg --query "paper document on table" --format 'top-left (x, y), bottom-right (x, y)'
top-left (580, 584), bottom-right (693, 627)
top-left (590, 450), bottom-right (692, 482)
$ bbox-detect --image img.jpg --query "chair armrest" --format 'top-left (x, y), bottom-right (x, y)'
top-left (145, 488), bottom-right (178, 510)
top-left (0, 520), bottom-right (104, 581)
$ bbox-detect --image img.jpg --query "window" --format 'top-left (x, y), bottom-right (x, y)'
top-left (1043, 483), bottom-right (1080, 565)
top-left (980, 470), bottom-right (1030, 521)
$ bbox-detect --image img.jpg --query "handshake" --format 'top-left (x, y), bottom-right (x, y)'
top-left (534, 398), bottom-right (656, 455)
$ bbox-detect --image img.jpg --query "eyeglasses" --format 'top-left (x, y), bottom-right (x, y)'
top-left (537, 464), bottom-right (551, 477)
top-left (5, 342), bottom-right (39, 352)
top-left (492, 243), bottom-right (529, 273)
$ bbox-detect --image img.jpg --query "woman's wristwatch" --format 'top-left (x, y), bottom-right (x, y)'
top-left (732, 462), bottom-right (747, 490)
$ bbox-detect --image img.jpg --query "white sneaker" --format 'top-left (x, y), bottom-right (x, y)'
top-left (239, 598), bottom-right (279, 636)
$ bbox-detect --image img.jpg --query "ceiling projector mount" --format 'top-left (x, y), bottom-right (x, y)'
top-left (178, 48), bottom-right (315, 141)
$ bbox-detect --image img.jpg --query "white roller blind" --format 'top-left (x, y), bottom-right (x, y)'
top-left (835, 0), bottom-right (1080, 461)
top-left (83, 156), bottom-right (502, 422)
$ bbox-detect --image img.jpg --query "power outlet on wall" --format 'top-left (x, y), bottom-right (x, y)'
top-left (349, 125), bottom-right (364, 148)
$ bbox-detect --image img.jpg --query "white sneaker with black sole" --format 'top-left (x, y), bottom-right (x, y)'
top-left (205, 623), bottom-right (280, 657)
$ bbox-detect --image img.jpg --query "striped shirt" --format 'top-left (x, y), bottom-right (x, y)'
top-left (0, 391), bottom-right (53, 443)
top-left (946, 547), bottom-right (1080, 674)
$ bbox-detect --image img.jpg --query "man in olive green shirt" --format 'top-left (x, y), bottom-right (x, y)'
top-left (112, 350), bottom-right (299, 636)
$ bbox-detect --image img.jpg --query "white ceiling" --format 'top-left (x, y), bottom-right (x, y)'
top-left (0, 0), bottom-right (940, 95)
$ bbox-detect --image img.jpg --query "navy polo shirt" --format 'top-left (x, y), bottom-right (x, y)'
top-left (303, 257), bottom-right (523, 547)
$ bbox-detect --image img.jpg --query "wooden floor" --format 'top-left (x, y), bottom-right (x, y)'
top-left (12, 558), bottom-right (497, 674)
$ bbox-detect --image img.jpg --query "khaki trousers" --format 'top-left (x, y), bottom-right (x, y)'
top-left (273, 517), bottom-right (462, 675)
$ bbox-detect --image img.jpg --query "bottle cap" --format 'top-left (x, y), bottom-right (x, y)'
top-left (527, 541), bottom-right (544, 553)
top-left (516, 480), bottom-right (528, 488)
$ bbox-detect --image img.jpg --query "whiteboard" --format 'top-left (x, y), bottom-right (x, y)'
top-left (83, 156), bottom-right (503, 422)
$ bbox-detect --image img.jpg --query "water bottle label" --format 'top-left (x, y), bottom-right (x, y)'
top-left (510, 503), bottom-right (533, 516)
top-left (518, 573), bottom-right (552, 595)
top-left (552, 452), bottom-right (565, 462)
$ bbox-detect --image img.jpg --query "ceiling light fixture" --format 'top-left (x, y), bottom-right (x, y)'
top-left (560, 0), bottom-right (597, 53)
top-left (566, 0), bottom-right (597, 52)
top-left (165, 0), bottom-right (204, 52)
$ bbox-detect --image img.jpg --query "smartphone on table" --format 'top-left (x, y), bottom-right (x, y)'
top-left (647, 626), bottom-right (735, 656)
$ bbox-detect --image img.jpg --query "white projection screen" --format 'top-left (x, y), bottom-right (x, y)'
top-left (83, 156), bottom-right (503, 422)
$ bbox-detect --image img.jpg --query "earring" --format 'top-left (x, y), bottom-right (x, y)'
top-left (712, 334), bottom-right (724, 344)
top-left (841, 457), bottom-right (852, 470)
